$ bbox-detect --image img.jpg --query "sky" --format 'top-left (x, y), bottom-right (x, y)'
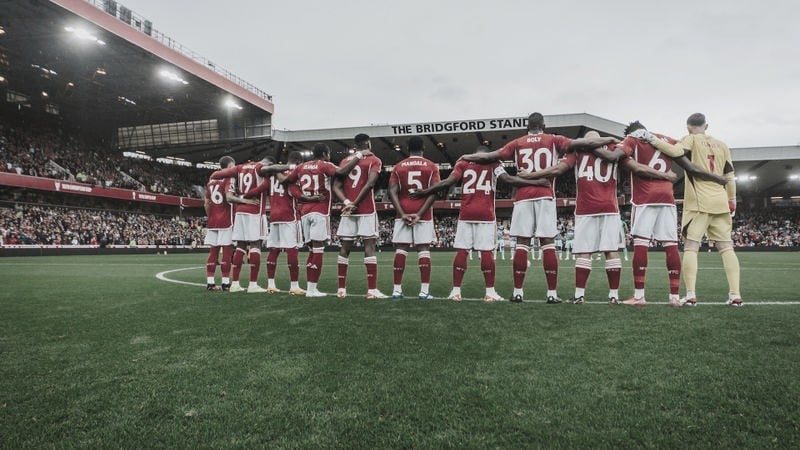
top-left (121, 0), bottom-right (800, 148)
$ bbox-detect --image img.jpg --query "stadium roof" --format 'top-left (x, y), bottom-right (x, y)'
top-left (0, 0), bottom-right (272, 136)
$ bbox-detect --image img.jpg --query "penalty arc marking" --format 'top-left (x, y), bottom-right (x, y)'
top-left (155, 266), bottom-right (800, 305)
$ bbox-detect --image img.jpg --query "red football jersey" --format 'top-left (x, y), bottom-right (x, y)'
top-left (389, 156), bottom-right (441, 221)
top-left (268, 172), bottom-right (296, 223)
top-left (497, 132), bottom-right (573, 202)
top-left (338, 154), bottom-right (382, 215)
top-left (205, 177), bottom-right (235, 229)
top-left (450, 159), bottom-right (504, 223)
top-left (285, 160), bottom-right (338, 216)
top-left (618, 133), bottom-right (677, 206)
top-left (563, 151), bottom-right (619, 216)
top-left (232, 162), bottom-right (267, 215)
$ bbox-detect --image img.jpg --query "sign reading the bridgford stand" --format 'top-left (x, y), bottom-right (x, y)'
top-left (390, 117), bottom-right (528, 135)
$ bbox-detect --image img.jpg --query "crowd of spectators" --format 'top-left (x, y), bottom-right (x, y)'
top-left (0, 124), bottom-right (208, 198)
top-left (732, 209), bottom-right (800, 247)
top-left (0, 203), bottom-right (204, 247)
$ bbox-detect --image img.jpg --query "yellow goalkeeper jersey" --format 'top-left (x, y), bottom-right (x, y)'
top-left (656, 134), bottom-right (733, 214)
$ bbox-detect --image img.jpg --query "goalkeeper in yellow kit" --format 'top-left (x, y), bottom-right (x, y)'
top-left (630, 113), bottom-right (742, 307)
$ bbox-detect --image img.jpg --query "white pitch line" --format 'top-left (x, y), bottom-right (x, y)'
top-left (155, 266), bottom-right (206, 287)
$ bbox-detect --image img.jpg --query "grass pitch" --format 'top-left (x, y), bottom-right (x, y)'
top-left (1, 251), bottom-right (799, 448)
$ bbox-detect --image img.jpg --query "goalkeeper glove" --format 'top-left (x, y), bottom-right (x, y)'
top-left (628, 129), bottom-right (658, 143)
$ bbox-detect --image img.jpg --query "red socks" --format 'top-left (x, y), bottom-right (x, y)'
top-left (541, 244), bottom-right (559, 291)
top-left (206, 246), bottom-right (220, 278)
top-left (286, 248), bottom-right (300, 283)
top-left (248, 248), bottom-right (261, 283)
top-left (365, 256), bottom-right (378, 290)
top-left (393, 249), bottom-right (407, 284)
top-left (306, 247), bottom-right (324, 283)
top-left (480, 251), bottom-right (495, 288)
top-left (512, 244), bottom-right (529, 289)
top-left (266, 248), bottom-right (280, 280)
top-left (232, 247), bottom-right (246, 282)
top-left (453, 249), bottom-right (469, 287)
top-left (664, 242), bottom-right (681, 295)
top-left (605, 258), bottom-right (622, 290)
top-left (419, 250), bottom-right (431, 284)
top-left (221, 246), bottom-right (233, 279)
top-left (337, 255), bottom-right (349, 289)
top-left (575, 257), bottom-right (592, 289)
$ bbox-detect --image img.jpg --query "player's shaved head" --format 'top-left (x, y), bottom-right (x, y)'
top-left (687, 113), bottom-right (706, 127)
top-left (624, 121), bottom-right (646, 136)
top-left (312, 143), bottom-right (330, 159)
top-left (261, 156), bottom-right (275, 165)
top-left (475, 145), bottom-right (491, 153)
top-left (408, 136), bottom-right (424, 154)
top-left (584, 130), bottom-right (600, 138)
top-left (528, 112), bottom-right (545, 131)
top-left (219, 156), bottom-right (235, 168)
top-left (287, 151), bottom-right (304, 165)
top-left (354, 133), bottom-right (371, 149)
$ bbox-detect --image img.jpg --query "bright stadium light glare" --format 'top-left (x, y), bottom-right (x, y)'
top-left (159, 69), bottom-right (189, 85)
top-left (0, 26), bottom-right (6, 35)
top-left (224, 98), bottom-right (243, 110)
top-left (790, 174), bottom-right (800, 180)
top-left (41, 91), bottom-right (48, 98)
top-left (64, 26), bottom-right (105, 46)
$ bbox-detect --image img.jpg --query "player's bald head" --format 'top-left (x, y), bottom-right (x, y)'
top-left (219, 156), bottom-right (235, 168)
top-left (584, 130), bottom-right (601, 138)
top-left (287, 151), bottom-right (304, 165)
top-left (475, 145), bottom-right (491, 153)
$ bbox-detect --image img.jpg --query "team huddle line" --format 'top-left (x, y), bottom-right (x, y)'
top-left (201, 112), bottom-right (744, 307)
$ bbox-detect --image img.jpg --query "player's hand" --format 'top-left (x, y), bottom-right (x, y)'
top-left (302, 195), bottom-right (324, 203)
top-left (359, 150), bottom-right (373, 157)
top-left (239, 198), bottom-right (259, 205)
top-left (628, 129), bottom-right (657, 143)
top-left (666, 171), bottom-right (678, 183)
top-left (460, 153), bottom-right (480, 162)
top-left (401, 213), bottom-right (417, 225)
top-left (408, 189), bottom-right (427, 199)
top-left (341, 204), bottom-right (356, 216)
top-left (602, 136), bottom-right (621, 145)
top-left (729, 199), bottom-right (736, 217)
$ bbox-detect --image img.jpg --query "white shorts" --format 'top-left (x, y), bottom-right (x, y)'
top-left (267, 221), bottom-right (302, 249)
top-left (337, 214), bottom-right (379, 239)
top-left (454, 221), bottom-right (496, 251)
top-left (204, 227), bottom-right (233, 247)
top-left (631, 204), bottom-right (678, 242)
top-left (510, 199), bottom-right (558, 239)
top-left (301, 213), bottom-right (330, 243)
top-left (573, 214), bottom-right (623, 254)
top-left (232, 213), bottom-right (267, 242)
top-left (392, 219), bottom-right (436, 246)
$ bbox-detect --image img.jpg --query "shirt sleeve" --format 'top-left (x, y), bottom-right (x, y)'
top-left (497, 141), bottom-right (515, 160)
top-left (431, 166), bottom-right (441, 184)
top-left (284, 167), bottom-right (299, 183)
top-left (325, 162), bottom-right (338, 177)
top-left (555, 135), bottom-right (574, 153)
top-left (369, 158), bottom-right (382, 174)
top-left (450, 160), bottom-right (466, 180)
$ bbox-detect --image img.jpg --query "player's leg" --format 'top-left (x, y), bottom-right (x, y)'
top-left (231, 241), bottom-right (248, 292)
top-left (206, 244), bottom-right (221, 290)
top-left (573, 252), bottom-right (592, 304)
top-left (509, 201), bottom-right (535, 302)
top-left (476, 223), bottom-right (500, 301)
top-left (450, 221), bottom-right (472, 301)
top-left (417, 244), bottom-right (432, 300)
top-left (604, 251), bottom-right (623, 305)
top-left (286, 221), bottom-right (304, 295)
top-left (392, 244), bottom-right (409, 298)
top-left (363, 237), bottom-right (386, 299)
top-left (337, 239), bottom-right (353, 298)
top-left (303, 214), bottom-right (329, 297)
top-left (631, 237), bottom-right (650, 302)
top-left (246, 242), bottom-right (265, 293)
top-left (663, 241), bottom-right (681, 306)
top-left (628, 205), bottom-right (655, 303)
top-left (220, 244), bottom-right (233, 291)
top-left (535, 199), bottom-right (561, 303)
top-left (265, 223), bottom-right (282, 292)
top-left (707, 213), bottom-right (742, 306)
top-left (681, 211), bottom-right (710, 306)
